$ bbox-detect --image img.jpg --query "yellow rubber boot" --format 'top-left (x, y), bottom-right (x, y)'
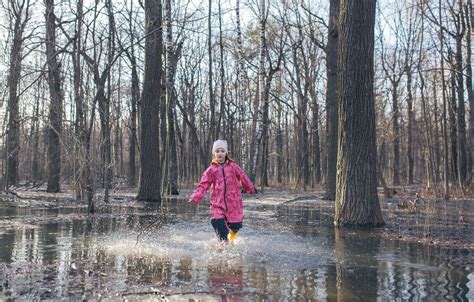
top-left (228, 231), bottom-right (238, 241)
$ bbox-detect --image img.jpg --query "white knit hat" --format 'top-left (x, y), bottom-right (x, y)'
top-left (212, 139), bottom-right (228, 153)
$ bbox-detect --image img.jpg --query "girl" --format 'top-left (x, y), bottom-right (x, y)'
top-left (188, 140), bottom-right (256, 242)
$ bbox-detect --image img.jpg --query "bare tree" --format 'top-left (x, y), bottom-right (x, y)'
top-left (439, 0), bottom-right (450, 199)
top-left (137, 0), bottom-right (163, 201)
top-left (380, 13), bottom-right (406, 187)
top-left (5, 0), bottom-right (33, 188)
top-left (464, 0), bottom-right (473, 184)
top-left (334, 0), bottom-right (383, 227)
top-left (324, 0), bottom-right (339, 200)
top-left (163, 0), bottom-right (179, 195)
top-left (45, 0), bottom-right (63, 193)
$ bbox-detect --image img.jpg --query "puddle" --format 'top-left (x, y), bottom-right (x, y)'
top-left (0, 196), bottom-right (472, 300)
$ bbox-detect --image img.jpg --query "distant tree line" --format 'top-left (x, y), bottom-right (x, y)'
top-left (1, 0), bottom-right (472, 224)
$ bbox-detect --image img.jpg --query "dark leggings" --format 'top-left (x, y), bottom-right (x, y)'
top-left (211, 218), bottom-right (242, 241)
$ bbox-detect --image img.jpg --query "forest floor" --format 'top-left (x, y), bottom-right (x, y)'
top-left (1, 184), bottom-right (473, 250)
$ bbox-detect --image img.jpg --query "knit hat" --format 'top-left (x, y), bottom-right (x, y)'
top-left (212, 139), bottom-right (228, 154)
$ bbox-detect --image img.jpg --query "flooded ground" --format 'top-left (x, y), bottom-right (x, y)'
top-left (0, 190), bottom-right (473, 301)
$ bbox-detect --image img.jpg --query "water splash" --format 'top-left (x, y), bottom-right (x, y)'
top-left (98, 220), bottom-right (332, 272)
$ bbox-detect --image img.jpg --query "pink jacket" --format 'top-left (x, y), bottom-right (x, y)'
top-left (189, 159), bottom-right (255, 222)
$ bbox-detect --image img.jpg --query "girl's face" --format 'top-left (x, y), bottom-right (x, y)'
top-left (214, 148), bottom-right (227, 163)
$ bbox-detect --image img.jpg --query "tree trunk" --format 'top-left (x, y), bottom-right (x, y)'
top-left (454, 10), bottom-right (467, 187)
top-left (124, 0), bottom-right (138, 188)
top-left (72, 0), bottom-right (86, 200)
top-left (45, 0), bottom-right (63, 193)
top-left (449, 56), bottom-right (458, 182)
top-left (31, 85), bottom-right (40, 185)
top-left (392, 86), bottom-right (401, 186)
top-left (406, 66), bottom-right (415, 185)
top-left (433, 72), bottom-right (441, 180)
top-left (334, 0), bottom-right (383, 227)
top-left (114, 63), bottom-right (123, 177)
top-left (249, 0), bottom-right (267, 184)
top-left (6, 0), bottom-right (26, 187)
top-left (464, 0), bottom-right (473, 184)
top-left (292, 43), bottom-right (309, 188)
top-left (129, 56), bottom-right (139, 187)
top-left (439, 0), bottom-right (450, 199)
top-left (217, 0), bottom-right (226, 138)
top-left (311, 90), bottom-right (321, 185)
top-left (208, 0), bottom-right (216, 142)
top-left (164, 0), bottom-right (179, 195)
top-left (101, 0), bottom-right (116, 203)
top-left (137, 0), bottom-right (163, 201)
top-left (276, 104), bottom-right (283, 184)
top-left (324, 0), bottom-right (339, 200)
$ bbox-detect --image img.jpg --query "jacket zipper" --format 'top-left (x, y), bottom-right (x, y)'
top-left (221, 163), bottom-right (228, 211)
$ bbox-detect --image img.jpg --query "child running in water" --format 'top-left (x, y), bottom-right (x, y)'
top-left (188, 140), bottom-right (256, 242)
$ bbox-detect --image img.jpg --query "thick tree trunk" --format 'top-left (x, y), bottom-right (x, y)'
top-left (324, 0), bottom-right (339, 200)
top-left (45, 0), bottom-right (63, 193)
top-left (6, 17), bottom-right (23, 187)
top-left (334, 0), bottom-right (383, 227)
top-left (137, 0), bottom-right (163, 201)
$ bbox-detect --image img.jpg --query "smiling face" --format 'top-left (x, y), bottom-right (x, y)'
top-left (214, 148), bottom-right (227, 163)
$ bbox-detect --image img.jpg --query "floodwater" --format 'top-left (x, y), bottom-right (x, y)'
top-left (0, 195), bottom-right (472, 301)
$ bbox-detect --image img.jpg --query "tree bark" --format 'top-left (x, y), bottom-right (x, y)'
top-left (391, 86), bottom-right (401, 186)
top-left (406, 66), bottom-right (415, 185)
top-left (72, 0), bottom-right (86, 200)
top-left (120, 1), bottom-right (138, 187)
top-left (164, 0), bottom-right (179, 195)
top-left (45, 0), bottom-right (63, 193)
top-left (324, 0), bottom-right (339, 200)
top-left (208, 0), bottom-right (216, 143)
top-left (137, 0), bottom-right (163, 201)
top-left (217, 0), bottom-right (226, 138)
top-left (249, 0), bottom-right (267, 184)
top-left (31, 85), bottom-right (40, 185)
top-left (439, 0), bottom-right (450, 199)
top-left (454, 1), bottom-right (467, 187)
top-left (128, 54), bottom-right (139, 187)
top-left (6, 0), bottom-right (30, 187)
top-left (334, 0), bottom-right (383, 227)
top-left (449, 55), bottom-right (458, 182)
top-left (464, 0), bottom-right (473, 184)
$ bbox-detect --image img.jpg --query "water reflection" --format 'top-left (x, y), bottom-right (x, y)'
top-left (334, 228), bottom-right (380, 301)
top-left (0, 198), bottom-right (472, 300)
